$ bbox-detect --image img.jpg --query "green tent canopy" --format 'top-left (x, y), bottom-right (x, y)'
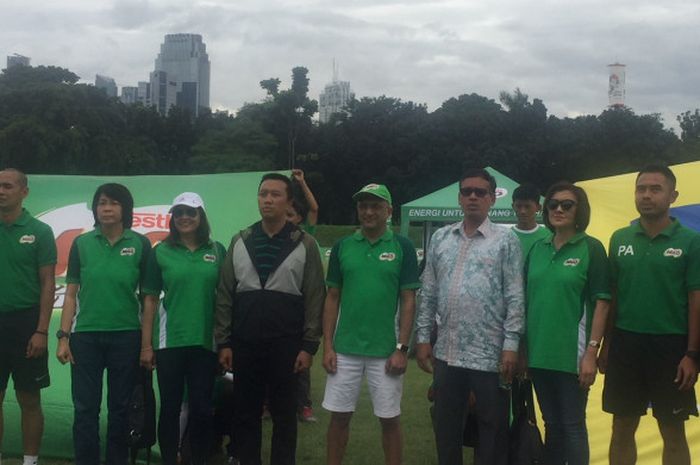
top-left (400, 167), bottom-right (527, 242)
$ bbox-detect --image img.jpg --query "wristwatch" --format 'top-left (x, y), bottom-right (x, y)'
top-left (685, 350), bottom-right (700, 362)
top-left (396, 343), bottom-right (409, 353)
top-left (56, 329), bottom-right (70, 340)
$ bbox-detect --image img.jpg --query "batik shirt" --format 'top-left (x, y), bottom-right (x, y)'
top-left (416, 218), bottom-right (525, 372)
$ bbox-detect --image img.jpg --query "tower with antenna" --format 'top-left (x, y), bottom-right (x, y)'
top-left (319, 60), bottom-right (354, 123)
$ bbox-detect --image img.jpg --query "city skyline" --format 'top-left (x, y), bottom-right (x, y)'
top-left (1, 0), bottom-right (698, 132)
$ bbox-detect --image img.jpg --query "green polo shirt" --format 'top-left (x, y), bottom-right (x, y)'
top-left (513, 225), bottom-right (551, 257)
top-left (609, 219), bottom-right (700, 335)
top-left (142, 240), bottom-right (226, 351)
top-left (66, 228), bottom-right (151, 332)
top-left (0, 209), bottom-right (56, 312)
top-left (526, 233), bottom-right (611, 374)
top-left (327, 229), bottom-right (421, 358)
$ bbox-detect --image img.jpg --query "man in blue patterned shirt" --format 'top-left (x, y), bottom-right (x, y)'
top-left (415, 168), bottom-right (525, 465)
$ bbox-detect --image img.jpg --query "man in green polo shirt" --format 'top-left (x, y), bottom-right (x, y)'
top-left (0, 168), bottom-right (56, 465)
top-left (601, 164), bottom-right (700, 465)
top-left (322, 183), bottom-right (420, 465)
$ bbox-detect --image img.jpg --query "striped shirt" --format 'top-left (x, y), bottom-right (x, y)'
top-left (252, 222), bottom-right (293, 285)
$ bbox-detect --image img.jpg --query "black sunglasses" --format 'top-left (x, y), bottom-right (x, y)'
top-left (546, 199), bottom-right (577, 211)
top-left (459, 187), bottom-right (490, 198)
top-left (172, 207), bottom-right (198, 218)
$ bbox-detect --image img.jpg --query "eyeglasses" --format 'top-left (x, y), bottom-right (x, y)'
top-left (546, 199), bottom-right (577, 211)
top-left (459, 187), bottom-right (490, 198)
top-left (172, 207), bottom-right (198, 218)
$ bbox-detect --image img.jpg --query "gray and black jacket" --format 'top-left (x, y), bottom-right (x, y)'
top-left (214, 221), bottom-right (326, 354)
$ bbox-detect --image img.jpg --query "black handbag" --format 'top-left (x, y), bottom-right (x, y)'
top-left (127, 367), bottom-right (157, 465)
top-left (509, 379), bottom-right (544, 465)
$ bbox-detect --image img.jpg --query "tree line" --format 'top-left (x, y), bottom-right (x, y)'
top-left (1, 64), bottom-right (699, 223)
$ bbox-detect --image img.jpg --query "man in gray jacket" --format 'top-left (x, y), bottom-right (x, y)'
top-left (215, 173), bottom-right (326, 465)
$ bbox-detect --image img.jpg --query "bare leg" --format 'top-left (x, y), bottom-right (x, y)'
top-left (609, 415), bottom-right (640, 465)
top-left (658, 419), bottom-right (690, 465)
top-left (379, 416), bottom-right (402, 465)
top-left (327, 412), bottom-right (352, 465)
top-left (15, 390), bottom-right (43, 456)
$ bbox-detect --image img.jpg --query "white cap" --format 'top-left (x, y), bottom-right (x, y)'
top-left (170, 192), bottom-right (205, 211)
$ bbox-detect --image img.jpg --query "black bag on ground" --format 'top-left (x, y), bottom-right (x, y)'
top-left (128, 367), bottom-right (157, 465)
top-left (509, 379), bottom-right (544, 465)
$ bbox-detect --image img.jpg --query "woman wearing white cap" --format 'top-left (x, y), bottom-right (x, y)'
top-left (140, 192), bottom-right (226, 465)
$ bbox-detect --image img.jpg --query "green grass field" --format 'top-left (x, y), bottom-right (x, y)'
top-left (5, 360), bottom-right (474, 465)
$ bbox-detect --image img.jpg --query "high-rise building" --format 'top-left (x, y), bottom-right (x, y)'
top-left (319, 62), bottom-right (354, 123)
top-left (6, 54), bottom-right (30, 68)
top-left (137, 81), bottom-right (151, 106)
top-left (121, 86), bottom-right (139, 104)
top-left (95, 74), bottom-right (118, 98)
top-left (150, 33), bottom-right (210, 116)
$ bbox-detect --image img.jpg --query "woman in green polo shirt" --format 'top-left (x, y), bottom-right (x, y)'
top-left (56, 183), bottom-right (151, 465)
top-left (525, 182), bottom-right (611, 465)
top-left (140, 192), bottom-right (225, 465)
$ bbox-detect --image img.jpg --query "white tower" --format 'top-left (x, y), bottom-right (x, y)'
top-left (608, 63), bottom-right (626, 108)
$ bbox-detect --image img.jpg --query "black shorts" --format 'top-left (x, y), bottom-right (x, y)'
top-left (603, 328), bottom-right (697, 422)
top-left (0, 308), bottom-right (50, 392)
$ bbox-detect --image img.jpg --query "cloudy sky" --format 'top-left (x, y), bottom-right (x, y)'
top-left (2, 0), bottom-right (698, 131)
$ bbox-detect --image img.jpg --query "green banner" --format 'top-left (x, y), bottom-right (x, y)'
top-left (5, 171), bottom-right (280, 459)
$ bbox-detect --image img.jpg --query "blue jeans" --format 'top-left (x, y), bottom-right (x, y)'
top-left (70, 331), bottom-right (140, 465)
top-left (530, 368), bottom-right (589, 465)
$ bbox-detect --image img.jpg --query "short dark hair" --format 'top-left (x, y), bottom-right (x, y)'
top-left (512, 184), bottom-right (541, 203)
top-left (290, 198), bottom-right (309, 222)
top-left (259, 173), bottom-right (293, 199)
top-left (542, 181), bottom-right (591, 233)
top-left (636, 164), bottom-right (677, 190)
top-left (165, 207), bottom-right (211, 246)
top-left (91, 183), bottom-right (134, 229)
top-left (459, 168), bottom-right (496, 194)
top-left (1, 168), bottom-right (28, 188)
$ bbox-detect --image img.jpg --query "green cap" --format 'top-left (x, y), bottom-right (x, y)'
top-left (352, 183), bottom-right (392, 204)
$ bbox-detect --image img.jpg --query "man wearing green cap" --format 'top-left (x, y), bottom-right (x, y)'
top-left (322, 183), bottom-right (420, 465)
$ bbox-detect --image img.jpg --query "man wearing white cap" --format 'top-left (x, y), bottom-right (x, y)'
top-left (322, 183), bottom-right (420, 465)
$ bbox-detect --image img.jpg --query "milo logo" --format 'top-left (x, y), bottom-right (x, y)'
top-left (379, 252), bottom-right (396, 262)
top-left (663, 248), bottom-right (683, 258)
top-left (19, 234), bottom-right (36, 244)
top-left (120, 247), bottom-right (136, 256)
top-left (203, 254), bottom-right (217, 263)
top-left (563, 258), bottom-right (580, 267)
top-left (495, 188), bottom-right (508, 199)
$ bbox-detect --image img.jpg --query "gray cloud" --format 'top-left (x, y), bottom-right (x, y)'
top-left (1, 0), bottom-right (698, 131)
